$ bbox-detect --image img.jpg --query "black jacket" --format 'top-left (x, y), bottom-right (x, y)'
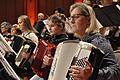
top-left (49, 34), bottom-right (69, 45)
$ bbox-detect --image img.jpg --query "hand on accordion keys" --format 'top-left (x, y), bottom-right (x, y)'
top-left (21, 52), bottom-right (29, 59)
top-left (43, 54), bottom-right (53, 66)
top-left (69, 59), bottom-right (93, 80)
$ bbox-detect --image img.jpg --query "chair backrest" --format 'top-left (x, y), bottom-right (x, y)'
top-left (114, 50), bottom-right (120, 65)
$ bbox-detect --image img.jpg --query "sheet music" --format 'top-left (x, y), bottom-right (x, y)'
top-left (94, 4), bottom-right (120, 27)
top-left (116, 4), bottom-right (120, 10)
top-left (0, 34), bottom-right (20, 79)
top-left (0, 34), bottom-right (17, 56)
top-left (0, 46), bottom-right (6, 56)
top-left (0, 51), bottom-right (20, 80)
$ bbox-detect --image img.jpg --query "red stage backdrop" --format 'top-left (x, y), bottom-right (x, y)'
top-left (0, 0), bottom-right (74, 25)
top-left (24, 0), bottom-right (38, 26)
top-left (74, 0), bottom-right (83, 3)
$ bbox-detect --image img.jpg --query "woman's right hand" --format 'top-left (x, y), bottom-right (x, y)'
top-left (69, 60), bottom-right (93, 80)
top-left (43, 54), bottom-right (53, 66)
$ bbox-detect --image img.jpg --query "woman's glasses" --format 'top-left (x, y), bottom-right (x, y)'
top-left (68, 13), bottom-right (85, 20)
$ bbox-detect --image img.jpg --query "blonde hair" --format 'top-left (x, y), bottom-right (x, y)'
top-left (70, 3), bottom-right (102, 34)
top-left (18, 15), bottom-right (33, 31)
top-left (18, 15), bottom-right (38, 33)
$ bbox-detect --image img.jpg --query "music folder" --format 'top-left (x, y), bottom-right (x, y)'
top-left (0, 34), bottom-right (20, 80)
top-left (0, 34), bottom-right (17, 56)
top-left (94, 4), bottom-right (120, 27)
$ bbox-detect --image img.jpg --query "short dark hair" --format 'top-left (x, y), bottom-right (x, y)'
top-left (54, 7), bottom-right (64, 14)
top-left (48, 14), bottom-right (65, 30)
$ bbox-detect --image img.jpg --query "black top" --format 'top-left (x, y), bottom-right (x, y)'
top-left (48, 34), bottom-right (69, 45)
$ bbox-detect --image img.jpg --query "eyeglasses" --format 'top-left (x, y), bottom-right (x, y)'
top-left (68, 13), bottom-right (85, 20)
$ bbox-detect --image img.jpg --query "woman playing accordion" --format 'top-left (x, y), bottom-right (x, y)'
top-left (66, 3), bottom-right (120, 80)
top-left (30, 14), bottom-right (70, 80)
top-left (16, 15), bottom-right (38, 79)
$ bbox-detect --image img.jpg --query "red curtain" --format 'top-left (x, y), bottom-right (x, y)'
top-left (24, 0), bottom-right (38, 26)
top-left (74, 0), bottom-right (83, 3)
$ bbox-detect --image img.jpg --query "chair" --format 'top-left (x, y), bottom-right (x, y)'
top-left (114, 50), bottom-right (120, 65)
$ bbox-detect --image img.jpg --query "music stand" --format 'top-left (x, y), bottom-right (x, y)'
top-left (94, 4), bottom-right (120, 27)
top-left (0, 34), bottom-right (20, 80)
top-left (0, 34), bottom-right (17, 56)
top-left (0, 52), bottom-right (20, 80)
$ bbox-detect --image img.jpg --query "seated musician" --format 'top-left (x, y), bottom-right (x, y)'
top-left (0, 22), bottom-right (13, 45)
top-left (17, 15), bottom-right (38, 79)
top-left (10, 24), bottom-right (22, 36)
top-left (0, 17), bottom-right (38, 80)
top-left (30, 14), bottom-right (70, 80)
top-left (0, 21), bottom-right (12, 37)
top-left (18, 15), bottom-right (38, 45)
top-left (68, 3), bottom-right (120, 80)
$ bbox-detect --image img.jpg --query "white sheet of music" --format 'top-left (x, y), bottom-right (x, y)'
top-left (0, 34), bottom-right (17, 56)
top-left (0, 34), bottom-right (20, 79)
top-left (0, 52), bottom-right (20, 80)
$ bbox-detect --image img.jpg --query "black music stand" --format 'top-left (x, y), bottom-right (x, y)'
top-left (94, 4), bottom-right (120, 50)
top-left (94, 4), bottom-right (120, 27)
top-left (0, 34), bottom-right (20, 80)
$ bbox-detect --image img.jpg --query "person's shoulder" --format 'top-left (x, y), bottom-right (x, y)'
top-left (28, 31), bottom-right (38, 37)
top-left (91, 33), bottom-right (113, 53)
top-left (89, 33), bottom-right (109, 46)
top-left (92, 33), bottom-right (109, 44)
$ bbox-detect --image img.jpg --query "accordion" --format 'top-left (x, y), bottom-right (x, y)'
top-left (31, 39), bottom-right (56, 78)
top-left (48, 40), bottom-right (104, 80)
top-left (15, 37), bottom-right (36, 67)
